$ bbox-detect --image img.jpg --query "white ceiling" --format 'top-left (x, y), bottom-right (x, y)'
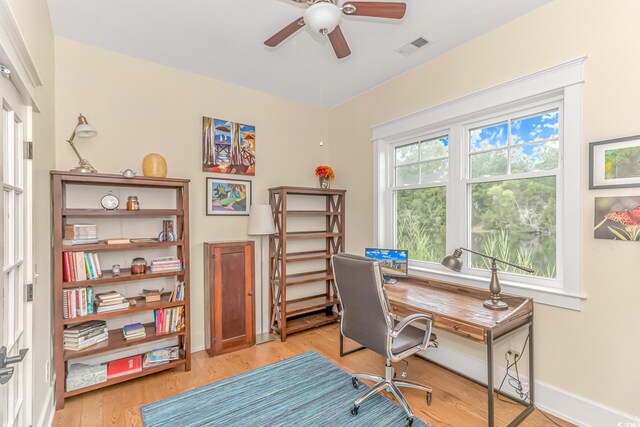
top-left (48, 0), bottom-right (550, 108)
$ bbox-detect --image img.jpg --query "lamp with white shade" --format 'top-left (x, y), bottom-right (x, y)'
top-left (247, 204), bottom-right (276, 344)
top-left (66, 113), bottom-right (98, 173)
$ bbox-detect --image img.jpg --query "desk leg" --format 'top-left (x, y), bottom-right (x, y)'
top-left (487, 330), bottom-right (495, 427)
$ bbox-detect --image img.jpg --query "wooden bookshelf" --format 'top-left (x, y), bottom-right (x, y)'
top-left (51, 171), bottom-right (191, 410)
top-left (269, 186), bottom-right (345, 341)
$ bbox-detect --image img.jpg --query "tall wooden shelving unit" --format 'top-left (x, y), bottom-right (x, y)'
top-left (269, 186), bottom-right (345, 341)
top-left (51, 171), bottom-right (191, 409)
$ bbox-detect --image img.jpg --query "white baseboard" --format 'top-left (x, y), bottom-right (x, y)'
top-left (191, 331), bottom-right (205, 353)
top-left (35, 383), bottom-right (55, 427)
top-left (418, 346), bottom-right (640, 427)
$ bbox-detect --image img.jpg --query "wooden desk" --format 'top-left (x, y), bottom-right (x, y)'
top-left (341, 275), bottom-right (535, 427)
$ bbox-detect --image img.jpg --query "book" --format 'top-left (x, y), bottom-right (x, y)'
top-left (141, 288), bottom-right (163, 303)
top-left (64, 320), bottom-right (106, 334)
top-left (86, 287), bottom-right (95, 314)
top-left (64, 224), bottom-right (97, 240)
top-left (105, 238), bottom-right (130, 244)
top-left (64, 332), bottom-right (108, 351)
top-left (95, 290), bottom-right (124, 302)
top-left (62, 238), bottom-right (100, 246)
top-left (107, 355), bottom-right (142, 379)
top-left (129, 238), bottom-right (157, 243)
top-left (123, 322), bottom-right (145, 338)
top-left (142, 345), bottom-right (179, 368)
top-left (96, 301), bottom-right (130, 313)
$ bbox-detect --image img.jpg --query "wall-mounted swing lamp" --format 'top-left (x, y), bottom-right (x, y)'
top-left (67, 114), bottom-right (98, 173)
top-left (441, 247), bottom-right (534, 310)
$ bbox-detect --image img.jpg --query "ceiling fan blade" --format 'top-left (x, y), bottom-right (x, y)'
top-left (328, 26), bottom-right (351, 59)
top-left (342, 2), bottom-right (407, 19)
top-left (264, 17), bottom-right (305, 47)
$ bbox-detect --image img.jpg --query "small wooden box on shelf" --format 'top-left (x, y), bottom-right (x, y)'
top-left (268, 186), bottom-right (345, 341)
top-left (51, 171), bottom-right (191, 409)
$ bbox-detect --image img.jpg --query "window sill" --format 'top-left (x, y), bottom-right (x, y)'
top-left (409, 265), bottom-right (586, 311)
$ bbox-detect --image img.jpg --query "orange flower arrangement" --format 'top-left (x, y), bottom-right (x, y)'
top-left (315, 165), bottom-right (335, 180)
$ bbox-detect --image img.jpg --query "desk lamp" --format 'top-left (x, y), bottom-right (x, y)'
top-left (66, 114), bottom-right (98, 173)
top-left (441, 247), bottom-right (534, 310)
top-left (247, 204), bottom-right (277, 344)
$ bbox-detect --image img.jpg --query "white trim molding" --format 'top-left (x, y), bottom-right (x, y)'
top-left (36, 382), bottom-right (55, 427)
top-left (0, 0), bottom-right (42, 89)
top-left (419, 346), bottom-right (640, 427)
top-left (371, 57), bottom-right (587, 310)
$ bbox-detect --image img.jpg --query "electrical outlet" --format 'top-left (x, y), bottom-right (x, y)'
top-left (44, 360), bottom-right (50, 383)
top-left (507, 349), bottom-right (521, 361)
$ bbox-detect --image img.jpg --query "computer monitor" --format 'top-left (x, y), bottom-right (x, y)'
top-left (364, 248), bottom-right (409, 284)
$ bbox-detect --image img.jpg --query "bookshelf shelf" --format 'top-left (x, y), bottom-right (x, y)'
top-left (62, 296), bottom-right (186, 325)
top-left (63, 357), bottom-right (187, 398)
top-left (62, 240), bottom-right (183, 252)
top-left (52, 171), bottom-right (191, 410)
top-left (64, 321), bottom-right (185, 361)
top-left (269, 187), bottom-right (345, 341)
top-left (62, 268), bottom-right (183, 288)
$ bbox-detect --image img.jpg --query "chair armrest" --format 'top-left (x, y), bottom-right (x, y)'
top-left (391, 313), bottom-right (433, 351)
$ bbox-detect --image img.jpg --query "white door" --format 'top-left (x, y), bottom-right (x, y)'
top-left (0, 68), bottom-right (31, 427)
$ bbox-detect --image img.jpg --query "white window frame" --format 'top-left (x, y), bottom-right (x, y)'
top-left (372, 57), bottom-right (586, 310)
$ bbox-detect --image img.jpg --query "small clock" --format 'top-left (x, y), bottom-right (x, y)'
top-left (100, 191), bottom-right (119, 210)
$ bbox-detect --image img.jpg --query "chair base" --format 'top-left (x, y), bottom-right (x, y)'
top-left (350, 362), bottom-right (432, 424)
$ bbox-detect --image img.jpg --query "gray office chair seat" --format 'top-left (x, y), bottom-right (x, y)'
top-left (332, 253), bottom-right (438, 427)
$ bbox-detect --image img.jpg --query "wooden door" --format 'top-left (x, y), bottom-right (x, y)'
top-left (205, 242), bottom-right (255, 356)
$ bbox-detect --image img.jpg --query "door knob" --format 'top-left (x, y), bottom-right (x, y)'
top-left (248, 291), bottom-right (254, 296)
top-left (0, 367), bottom-right (14, 385)
top-left (0, 347), bottom-right (28, 369)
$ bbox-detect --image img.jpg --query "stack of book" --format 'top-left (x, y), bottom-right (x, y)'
top-left (64, 320), bottom-right (108, 351)
top-left (63, 287), bottom-right (95, 319)
top-left (142, 345), bottom-right (179, 369)
top-left (62, 251), bottom-right (102, 282)
top-left (149, 256), bottom-right (182, 273)
top-left (95, 291), bottom-right (129, 313)
top-left (63, 224), bottom-right (98, 246)
top-left (141, 288), bottom-right (163, 303)
top-left (106, 355), bottom-right (142, 379)
top-left (122, 323), bottom-right (146, 340)
top-left (169, 282), bottom-right (185, 302)
top-left (154, 307), bottom-right (185, 335)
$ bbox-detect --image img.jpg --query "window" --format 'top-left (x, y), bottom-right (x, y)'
top-left (393, 135), bottom-right (448, 263)
top-left (372, 58), bottom-right (585, 309)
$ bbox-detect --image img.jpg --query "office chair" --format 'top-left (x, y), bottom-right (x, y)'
top-left (331, 253), bottom-right (437, 427)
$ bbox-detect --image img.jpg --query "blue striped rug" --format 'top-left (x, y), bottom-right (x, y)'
top-left (141, 351), bottom-right (430, 426)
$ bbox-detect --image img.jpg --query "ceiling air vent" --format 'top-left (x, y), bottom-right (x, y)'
top-left (397, 36), bottom-right (430, 56)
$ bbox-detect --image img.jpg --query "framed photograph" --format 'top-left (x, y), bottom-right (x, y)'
top-left (589, 135), bottom-right (640, 189)
top-left (206, 177), bottom-right (252, 216)
top-left (202, 117), bottom-right (256, 176)
top-left (594, 196), bottom-right (640, 241)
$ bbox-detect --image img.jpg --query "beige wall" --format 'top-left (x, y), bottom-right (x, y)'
top-left (6, 0), bottom-right (56, 424)
top-left (329, 0), bottom-right (640, 416)
top-left (54, 36), bottom-right (331, 357)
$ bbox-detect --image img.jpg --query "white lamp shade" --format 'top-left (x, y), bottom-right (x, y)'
top-left (304, 2), bottom-right (342, 35)
top-left (75, 123), bottom-right (97, 138)
top-left (247, 204), bottom-right (276, 236)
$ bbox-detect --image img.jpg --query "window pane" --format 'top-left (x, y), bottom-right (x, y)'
top-left (470, 121), bottom-right (508, 152)
top-left (420, 136), bottom-right (448, 160)
top-left (470, 176), bottom-right (556, 278)
top-left (395, 143), bottom-right (419, 165)
top-left (512, 111), bottom-right (558, 145)
top-left (396, 187), bottom-right (446, 262)
top-left (396, 164), bottom-right (419, 186)
top-left (420, 159), bottom-right (448, 182)
top-left (470, 149), bottom-right (508, 178)
top-left (511, 142), bottom-right (559, 174)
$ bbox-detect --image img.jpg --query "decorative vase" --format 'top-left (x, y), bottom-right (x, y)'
top-left (142, 153), bottom-right (167, 178)
top-left (319, 177), bottom-right (330, 189)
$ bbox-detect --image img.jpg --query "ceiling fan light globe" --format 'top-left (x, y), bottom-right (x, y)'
top-left (304, 2), bottom-right (341, 35)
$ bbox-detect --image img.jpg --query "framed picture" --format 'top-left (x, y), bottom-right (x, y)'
top-left (202, 117), bottom-right (256, 176)
top-left (206, 177), bottom-right (252, 216)
top-left (594, 196), bottom-right (640, 241)
top-left (589, 135), bottom-right (640, 189)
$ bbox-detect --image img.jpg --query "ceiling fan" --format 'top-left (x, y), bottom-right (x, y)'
top-left (264, 0), bottom-right (407, 59)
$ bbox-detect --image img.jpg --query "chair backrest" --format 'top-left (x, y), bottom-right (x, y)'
top-left (331, 253), bottom-right (393, 357)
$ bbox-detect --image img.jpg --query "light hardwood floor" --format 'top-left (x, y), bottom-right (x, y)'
top-left (53, 324), bottom-right (572, 427)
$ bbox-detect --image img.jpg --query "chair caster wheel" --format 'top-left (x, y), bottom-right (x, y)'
top-left (350, 405), bottom-right (359, 416)
top-left (351, 377), bottom-right (359, 389)
top-left (426, 391), bottom-right (432, 406)
top-left (404, 417), bottom-right (414, 427)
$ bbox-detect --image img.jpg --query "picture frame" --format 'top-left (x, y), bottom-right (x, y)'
top-left (202, 117), bottom-right (256, 176)
top-left (206, 177), bottom-right (252, 216)
top-left (594, 196), bottom-right (640, 241)
top-left (589, 135), bottom-right (640, 189)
